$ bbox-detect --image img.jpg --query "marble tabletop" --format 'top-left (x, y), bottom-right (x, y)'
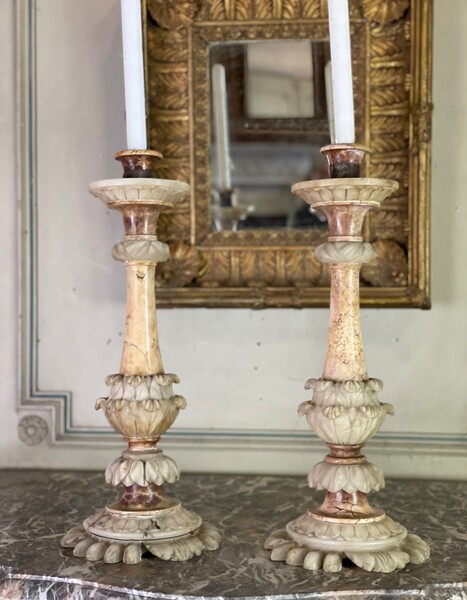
top-left (0, 470), bottom-right (465, 600)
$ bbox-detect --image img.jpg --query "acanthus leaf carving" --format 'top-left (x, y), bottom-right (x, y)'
top-left (361, 239), bottom-right (408, 287)
top-left (147, 0), bottom-right (200, 30)
top-left (360, 0), bottom-right (409, 25)
top-left (156, 242), bottom-right (207, 287)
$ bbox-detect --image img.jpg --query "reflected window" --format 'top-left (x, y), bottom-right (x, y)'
top-left (246, 41), bottom-right (315, 119)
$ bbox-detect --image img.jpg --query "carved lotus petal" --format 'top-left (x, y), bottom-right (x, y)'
top-left (175, 395), bottom-right (187, 409)
top-left (95, 397), bottom-right (107, 411)
top-left (359, 405), bottom-right (380, 418)
top-left (105, 374), bottom-right (121, 386)
top-left (145, 460), bottom-right (162, 485)
top-left (304, 378), bottom-right (318, 390)
top-left (368, 378), bottom-right (383, 391)
top-left (129, 460), bottom-right (145, 487)
top-left (355, 525), bottom-right (369, 541)
top-left (322, 405), bottom-right (344, 420)
top-left (308, 461), bottom-right (384, 493)
top-left (298, 401), bottom-right (314, 417)
top-left (341, 524), bottom-right (356, 540)
top-left (305, 404), bottom-right (390, 445)
top-left (127, 375), bottom-right (143, 387)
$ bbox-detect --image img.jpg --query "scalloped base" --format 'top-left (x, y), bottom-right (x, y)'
top-left (265, 513), bottom-right (429, 573)
top-left (61, 505), bottom-right (220, 564)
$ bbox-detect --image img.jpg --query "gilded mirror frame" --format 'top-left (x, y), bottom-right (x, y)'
top-left (145, 0), bottom-right (432, 308)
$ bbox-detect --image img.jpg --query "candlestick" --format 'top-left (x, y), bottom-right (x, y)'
top-left (121, 0), bottom-right (147, 149)
top-left (211, 63), bottom-right (232, 190)
top-left (327, 0), bottom-right (355, 143)
top-left (61, 150), bottom-right (220, 564)
top-left (264, 144), bottom-right (429, 572)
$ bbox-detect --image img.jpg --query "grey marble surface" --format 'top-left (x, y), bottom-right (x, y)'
top-left (0, 470), bottom-right (465, 599)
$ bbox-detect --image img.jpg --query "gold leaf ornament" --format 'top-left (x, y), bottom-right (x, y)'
top-left (361, 240), bottom-right (408, 287)
top-left (147, 0), bottom-right (200, 29)
top-left (156, 242), bottom-right (207, 287)
top-left (360, 0), bottom-right (409, 25)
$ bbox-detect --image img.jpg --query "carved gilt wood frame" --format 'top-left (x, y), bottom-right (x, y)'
top-left (146, 0), bottom-right (432, 308)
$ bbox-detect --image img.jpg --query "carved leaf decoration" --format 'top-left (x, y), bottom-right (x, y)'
top-left (370, 85), bottom-right (408, 108)
top-left (286, 250), bottom-right (321, 286)
top-left (371, 116), bottom-right (407, 134)
top-left (235, 0), bottom-right (253, 19)
top-left (370, 161), bottom-right (405, 182)
top-left (371, 134), bottom-right (407, 155)
top-left (147, 0), bottom-right (200, 30)
top-left (148, 29), bottom-right (188, 63)
top-left (371, 38), bottom-right (404, 59)
top-left (371, 210), bottom-right (408, 244)
top-left (150, 126), bottom-right (189, 160)
top-left (371, 67), bottom-right (405, 87)
top-left (156, 162), bottom-right (190, 183)
top-left (361, 240), bottom-right (408, 287)
top-left (360, 0), bottom-right (409, 25)
top-left (254, 0), bottom-right (272, 19)
top-left (199, 251), bottom-right (231, 286)
top-left (238, 251), bottom-right (257, 285)
top-left (149, 70), bottom-right (188, 111)
top-left (346, 550), bottom-right (410, 573)
top-left (281, 0), bottom-right (297, 20)
top-left (156, 242), bottom-right (206, 287)
top-left (157, 212), bottom-right (190, 241)
top-left (302, 0), bottom-right (320, 18)
top-left (148, 28), bottom-right (188, 63)
top-left (208, 0), bottom-right (227, 20)
top-left (256, 251), bottom-right (277, 286)
top-left (403, 534), bottom-right (430, 565)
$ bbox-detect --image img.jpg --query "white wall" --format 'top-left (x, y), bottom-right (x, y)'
top-left (0, 0), bottom-right (465, 478)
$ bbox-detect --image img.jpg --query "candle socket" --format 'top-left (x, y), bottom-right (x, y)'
top-left (218, 188), bottom-right (234, 208)
top-left (115, 149), bottom-right (163, 178)
top-left (321, 144), bottom-right (368, 178)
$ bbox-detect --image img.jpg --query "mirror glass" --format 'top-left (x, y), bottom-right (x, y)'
top-left (209, 39), bottom-right (331, 232)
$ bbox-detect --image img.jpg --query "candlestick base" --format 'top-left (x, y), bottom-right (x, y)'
top-left (61, 506), bottom-right (220, 565)
top-left (265, 518), bottom-right (429, 573)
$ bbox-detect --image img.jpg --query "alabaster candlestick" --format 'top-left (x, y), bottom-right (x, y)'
top-left (61, 150), bottom-right (220, 564)
top-left (265, 145), bottom-right (430, 573)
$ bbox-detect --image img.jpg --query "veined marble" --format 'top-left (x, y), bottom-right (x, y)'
top-left (0, 471), bottom-right (465, 599)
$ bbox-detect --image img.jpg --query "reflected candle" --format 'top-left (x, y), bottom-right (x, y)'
top-left (120, 0), bottom-right (147, 149)
top-left (327, 0), bottom-right (355, 143)
top-left (211, 63), bottom-right (232, 191)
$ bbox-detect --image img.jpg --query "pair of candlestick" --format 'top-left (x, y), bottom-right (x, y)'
top-left (60, 144), bottom-right (429, 573)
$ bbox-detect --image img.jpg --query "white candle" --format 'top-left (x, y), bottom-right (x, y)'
top-left (324, 61), bottom-right (336, 143)
top-left (327, 0), bottom-right (355, 143)
top-left (121, 0), bottom-right (147, 149)
top-left (211, 64), bottom-right (232, 190)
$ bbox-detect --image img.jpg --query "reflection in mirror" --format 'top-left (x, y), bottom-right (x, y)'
top-left (210, 40), bottom-right (331, 232)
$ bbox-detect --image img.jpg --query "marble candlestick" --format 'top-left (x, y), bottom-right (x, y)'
top-left (61, 150), bottom-right (220, 565)
top-left (264, 145), bottom-right (430, 573)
